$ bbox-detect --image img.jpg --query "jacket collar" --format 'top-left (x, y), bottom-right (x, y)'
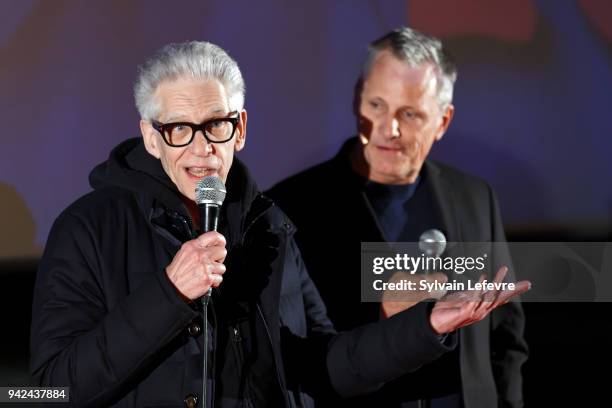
top-left (89, 137), bottom-right (272, 245)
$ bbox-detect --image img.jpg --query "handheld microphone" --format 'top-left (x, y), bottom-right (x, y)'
top-left (195, 176), bottom-right (227, 297)
top-left (418, 229), bottom-right (447, 257)
top-left (195, 176), bottom-right (226, 408)
top-left (195, 176), bottom-right (227, 233)
top-left (419, 229), bottom-right (447, 275)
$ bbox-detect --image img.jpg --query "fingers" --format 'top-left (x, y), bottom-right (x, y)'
top-left (474, 266), bottom-right (513, 316)
top-left (192, 261), bottom-right (226, 288)
top-left (474, 270), bottom-right (496, 316)
top-left (431, 269), bottom-right (532, 333)
top-left (484, 265), bottom-right (508, 300)
top-left (202, 245), bottom-right (227, 264)
top-left (493, 280), bottom-right (531, 308)
top-left (205, 260), bottom-right (226, 277)
top-left (166, 233), bottom-right (228, 300)
top-left (208, 268), bottom-right (225, 288)
top-left (198, 250), bottom-right (227, 288)
top-left (196, 231), bottom-right (226, 249)
top-left (493, 265), bottom-right (509, 283)
top-left (472, 276), bottom-right (532, 321)
top-left (482, 265), bottom-right (508, 302)
top-left (470, 273), bottom-right (487, 303)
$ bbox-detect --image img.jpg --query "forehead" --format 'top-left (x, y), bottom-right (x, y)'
top-left (154, 77), bottom-right (229, 121)
top-left (363, 51), bottom-right (438, 105)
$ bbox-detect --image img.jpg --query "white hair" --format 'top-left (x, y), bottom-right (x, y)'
top-left (134, 41), bottom-right (245, 120)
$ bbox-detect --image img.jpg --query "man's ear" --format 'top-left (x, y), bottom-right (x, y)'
top-left (140, 119), bottom-right (161, 159)
top-left (435, 104), bottom-right (454, 142)
top-left (234, 109), bottom-right (247, 152)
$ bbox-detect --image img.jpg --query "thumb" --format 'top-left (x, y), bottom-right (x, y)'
top-left (196, 231), bottom-right (226, 248)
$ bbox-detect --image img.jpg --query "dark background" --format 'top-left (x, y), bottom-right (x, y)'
top-left (1, 0), bottom-right (611, 405)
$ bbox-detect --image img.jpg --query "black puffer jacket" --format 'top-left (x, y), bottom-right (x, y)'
top-left (30, 138), bottom-right (453, 407)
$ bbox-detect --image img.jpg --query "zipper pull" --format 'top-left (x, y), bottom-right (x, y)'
top-left (232, 327), bottom-right (242, 342)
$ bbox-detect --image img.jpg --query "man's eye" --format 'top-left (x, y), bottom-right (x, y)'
top-left (369, 101), bottom-right (380, 109)
top-left (402, 110), bottom-right (416, 120)
top-left (209, 120), bottom-right (224, 128)
top-left (173, 125), bottom-right (186, 131)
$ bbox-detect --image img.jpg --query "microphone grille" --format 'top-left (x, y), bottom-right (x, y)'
top-left (419, 229), bottom-right (447, 257)
top-left (195, 176), bottom-right (227, 206)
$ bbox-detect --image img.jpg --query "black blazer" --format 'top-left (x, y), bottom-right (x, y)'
top-left (268, 138), bottom-right (528, 408)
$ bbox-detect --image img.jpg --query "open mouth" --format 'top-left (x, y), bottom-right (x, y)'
top-left (185, 167), bottom-right (218, 179)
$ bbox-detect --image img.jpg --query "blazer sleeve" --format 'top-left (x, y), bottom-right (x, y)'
top-left (487, 186), bottom-right (529, 408)
top-left (29, 211), bottom-right (198, 407)
top-left (287, 237), bottom-right (456, 399)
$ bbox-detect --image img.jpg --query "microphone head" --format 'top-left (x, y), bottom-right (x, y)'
top-left (419, 229), bottom-right (447, 257)
top-left (195, 176), bottom-right (226, 206)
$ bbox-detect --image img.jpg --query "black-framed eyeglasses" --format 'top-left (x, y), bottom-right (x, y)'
top-left (151, 112), bottom-right (240, 147)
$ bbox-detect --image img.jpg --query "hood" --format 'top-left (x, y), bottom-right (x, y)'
top-left (89, 137), bottom-right (187, 211)
top-left (89, 137), bottom-right (262, 240)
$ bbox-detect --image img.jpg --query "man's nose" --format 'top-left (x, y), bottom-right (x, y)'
top-left (381, 116), bottom-right (400, 139)
top-left (190, 130), bottom-right (212, 155)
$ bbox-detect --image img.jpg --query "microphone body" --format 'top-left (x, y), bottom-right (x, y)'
top-left (200, 203), bottom-right (221, 233)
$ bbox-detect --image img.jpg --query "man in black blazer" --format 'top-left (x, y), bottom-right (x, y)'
top-left (268, 27), bottom-right (528, 407)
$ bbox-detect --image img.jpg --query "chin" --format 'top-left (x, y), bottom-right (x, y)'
top-left (176, 182), bottom-right (196, 201)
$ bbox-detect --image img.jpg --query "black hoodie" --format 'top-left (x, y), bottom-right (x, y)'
top-left (31, 138), bottom-right (455, 408)
top-left (31, 138), bottom-right (296, 407)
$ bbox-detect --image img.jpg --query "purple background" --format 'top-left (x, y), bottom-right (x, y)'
top-left (1, 0), bottom-right (611, 258)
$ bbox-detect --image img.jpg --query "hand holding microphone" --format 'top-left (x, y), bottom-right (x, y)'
top-left (166, 176), bottom-right (228, 301)
top-left (166, 231), bottom-right (227, 300)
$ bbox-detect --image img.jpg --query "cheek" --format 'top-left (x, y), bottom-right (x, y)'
top-left (220, 150), bottom-right (233, 170)
top-left (215, 144), bottom-right (231, 165)
top-left (418, 127), bottom-right (438, 153)
top-left (406, 124), bottom-right (436, 152)
top-left (159, 150), bottom-right (184, 181)
top-left (213, 145), bottom-right (235, 182)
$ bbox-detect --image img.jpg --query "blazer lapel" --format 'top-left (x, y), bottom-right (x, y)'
top-left (423, 161), bottom-right (462, 244)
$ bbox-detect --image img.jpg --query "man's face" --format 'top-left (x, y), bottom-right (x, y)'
top-left (141, 77), bottom-right (247, 201)
top-left (358, 50), bottom-right (453, 184)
